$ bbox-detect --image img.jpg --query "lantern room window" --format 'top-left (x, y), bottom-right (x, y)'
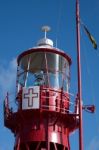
top-left (17, 51), bottom-right (70, 92)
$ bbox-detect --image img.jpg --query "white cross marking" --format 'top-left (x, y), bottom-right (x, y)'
top-left (24, 88), bottom-right (38, 107)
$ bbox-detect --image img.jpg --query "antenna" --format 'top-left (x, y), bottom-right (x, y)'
top-left (37, 26), bottom-right (53, 47)
top-left (41, 26), bottom-right (51, 38)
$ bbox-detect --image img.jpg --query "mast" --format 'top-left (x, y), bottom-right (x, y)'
top-left (76, 0), bottom-right (83, 150)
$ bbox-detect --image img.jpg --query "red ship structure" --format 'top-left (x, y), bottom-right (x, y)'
top-left (3, 0), bottom-right (95, 150)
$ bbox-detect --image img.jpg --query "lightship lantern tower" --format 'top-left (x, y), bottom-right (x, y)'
top-left (4, 26), bottom-right (79, 150)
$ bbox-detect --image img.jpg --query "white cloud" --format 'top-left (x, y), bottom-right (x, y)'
top-left (0, 58), bottom-right (17, 97)
top-left (0, 58), bottom-right (17, 123)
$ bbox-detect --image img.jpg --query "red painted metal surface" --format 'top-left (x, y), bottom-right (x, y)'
top-left (17, 47), bottom-right (72, 66)
top-left (76, 0), bottom-right (83, 150)
top-left (4, 82), bottom-right (79, 150)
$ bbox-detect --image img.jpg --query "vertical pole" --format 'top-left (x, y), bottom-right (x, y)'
top-left (45, 119), bottom-right (50, 150)
top-left (46, 92), bottom-right (50, 150)
top-left (17, 137), bottom-right (20, 150)
top-left (44, 52), bottom-right (50, 87)
top-left (76, 0), bottom-right (83, 150)
top-left (25, 143), bottom-right (30, 150)
top-left (25, 57), bottom-right (31, 87)
top-left (16, 65), bottom-right (19, 94)
top-left (6, 92), bottom-right (9, 108)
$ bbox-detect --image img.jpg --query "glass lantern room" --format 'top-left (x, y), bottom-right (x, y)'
top-left (17, 47), bottom-right (71, 92)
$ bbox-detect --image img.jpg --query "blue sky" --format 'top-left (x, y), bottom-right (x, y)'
top-left (0, 0), bottom-right (99, 149)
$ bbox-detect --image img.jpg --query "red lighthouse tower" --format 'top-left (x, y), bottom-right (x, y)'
top-left (4, 26), bottom-right (79, 150)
